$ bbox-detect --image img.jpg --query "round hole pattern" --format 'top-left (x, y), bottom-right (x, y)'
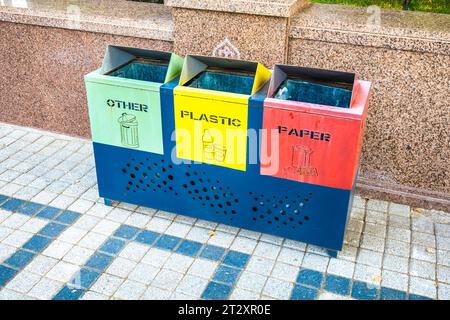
top-left (121, 160), bottom-right (239, 221)
top-left (122, 158), bottom-right (174, 195)
top-left (250, 192), bottom-right (311, 229)
top-left (122, 159), bottom-right (311, 227)
top-left (181, 166), bottom-right (238, 222)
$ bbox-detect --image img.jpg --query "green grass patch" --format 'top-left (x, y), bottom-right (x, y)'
top-left (310, 0), bottom-right (450, 14)
top-left (132, 0), bottom-right (449, 14)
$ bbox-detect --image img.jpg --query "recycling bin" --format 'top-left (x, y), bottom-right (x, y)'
top-left (257, 64), bottom-right (371, 253)
top-left (86, 50), bottom-right (371, 256)
top-left (84, 45), bottom-right (184, 155)
top-left (261, 64), bottom-right (371, 190)
top-left (172, 55), bottom-right (271, 171)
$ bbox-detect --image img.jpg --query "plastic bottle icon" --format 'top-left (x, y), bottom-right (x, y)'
top-left (118, 113), bottom-right (139, 148)
top-left (202, 130), bottom-right (215, 160)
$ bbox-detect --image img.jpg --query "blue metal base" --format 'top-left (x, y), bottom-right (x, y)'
top-left (326, 250), bottom-right (338, 258)
top-left (93, 142), bottom-right (351, 252)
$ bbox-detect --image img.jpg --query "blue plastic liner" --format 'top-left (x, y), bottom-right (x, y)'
top-left (109, 61), bottom-right (169, 83)
top-left (274, 79), bottom-right (352, 108)
top-left (188, 71), bottom-right (255, 95)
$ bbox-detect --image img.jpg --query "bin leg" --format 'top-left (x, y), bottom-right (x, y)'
top-left (104, 198), bottom-right (116, 207)
top-left (327, 249), bottom-right (338, 258)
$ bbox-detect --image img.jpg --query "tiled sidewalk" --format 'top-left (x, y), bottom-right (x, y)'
top-left (0, 122), bottom-right (450, 300)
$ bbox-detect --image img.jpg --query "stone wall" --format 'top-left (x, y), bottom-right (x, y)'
top-left (0, 0), bottom-right (173, 137)
top-left (287, 4), bottom-right (450, 210)
top-left (0, 22), bottom-right (172, 137)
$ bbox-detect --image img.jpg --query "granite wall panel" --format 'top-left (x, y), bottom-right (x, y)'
top-left (0, 21), bottom-right (173, 137)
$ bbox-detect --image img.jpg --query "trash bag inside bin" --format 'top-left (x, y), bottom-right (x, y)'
top-left (187, 68), bottom-right (255, 95)
top-left (274, 79), bottom-right (353, 109)
top-left (108, 58), bottom-right (169, 83)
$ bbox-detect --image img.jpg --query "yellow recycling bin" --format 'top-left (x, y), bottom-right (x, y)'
top-left (173, 55), bottom-right (271, 171)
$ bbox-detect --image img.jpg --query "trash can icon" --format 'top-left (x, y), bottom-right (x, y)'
top-left (118, 113), bottom-right (139, 148)
top-left (213, 144), bottom-right (227, 163)
top-left (289, 145), bottom-right (318, 177)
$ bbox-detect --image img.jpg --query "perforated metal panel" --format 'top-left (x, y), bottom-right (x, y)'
top-left (119, 156), bottom-right (317, 228)
top-left (249, 192), bottom-right (312, 230)
top-left (94, 141), bottom-right (351, 251)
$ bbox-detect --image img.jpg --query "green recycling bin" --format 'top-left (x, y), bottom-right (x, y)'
top-left (84, 45), bottom-right (184, 155)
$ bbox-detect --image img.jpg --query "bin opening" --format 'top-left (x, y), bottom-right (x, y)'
top-left (185, 68), bottom-right (256, 95)
top-left (274, 78), bottom-right (353, 108)
top-left (270, 65), bottom-right (356, 109)
top-left (107, 58), bottom-right (169, 83)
